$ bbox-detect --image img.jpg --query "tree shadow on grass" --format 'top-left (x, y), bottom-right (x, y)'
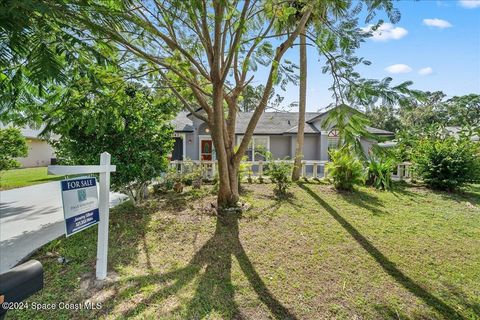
top-left (435, 186), bottom-right (480, 208)
top-left (391, 182), bottom-right (425, 203)
top-left (106, 213), bottom-right (297, 319)
top-left (337, 188), bottom-right (387, 216)
top-left (297, 183), bottom-right (466, 320)
top-left (393, 182), bottom-right (480, 208)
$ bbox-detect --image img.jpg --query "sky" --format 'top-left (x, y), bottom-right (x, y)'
top-left (254, 0), bottom-right (480, 112)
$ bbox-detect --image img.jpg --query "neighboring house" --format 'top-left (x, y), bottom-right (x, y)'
top-left (378, 126), bottom-right (479, 148)
top-left (19, 127), bottom-right (58, 167)
top-left (171, 106), bottom-right (393, 161)
top-left (0, 124), bottom-right (57, 168)
top-left (445, 126), bottom-right (479, 142)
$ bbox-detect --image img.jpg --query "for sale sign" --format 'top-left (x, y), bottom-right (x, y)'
top-left (60, 177), bottom-right (100, 236)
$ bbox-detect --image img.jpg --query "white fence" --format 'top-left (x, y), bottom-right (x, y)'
top-left (392, 162), bottom-right (413, 181)
top-left (169, 160), bottom-right (413, 181)
top-left (169, 160), bottom-right (329, 180)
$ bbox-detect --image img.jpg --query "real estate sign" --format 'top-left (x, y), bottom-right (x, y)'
top-left (60, 177), bottom-right (100, 236)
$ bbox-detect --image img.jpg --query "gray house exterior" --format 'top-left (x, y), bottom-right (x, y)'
top-left (171, 107), bottom-right (393, 161)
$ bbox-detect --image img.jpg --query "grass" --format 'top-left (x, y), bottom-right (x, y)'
top-left (0, 167), bottom-right (63, 190)
top-left (7, 182), bottom-right (480, 319)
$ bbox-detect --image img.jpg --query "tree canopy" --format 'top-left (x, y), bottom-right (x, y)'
top-left (365, 92), bottom-right (480, 134)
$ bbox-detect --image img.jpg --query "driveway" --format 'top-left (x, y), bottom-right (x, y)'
top-left (0, 181), bottom-right (127, 273)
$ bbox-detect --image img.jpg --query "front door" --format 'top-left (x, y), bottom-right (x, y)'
top-left (200, 139), bottom-right (214, 160)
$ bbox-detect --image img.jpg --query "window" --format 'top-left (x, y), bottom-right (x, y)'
top-left (236, 136), bottom-right (270, 161)
top-left (328, 129), bottom-right (340, 152)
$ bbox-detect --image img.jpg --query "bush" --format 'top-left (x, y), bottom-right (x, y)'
top-left (0, 128), bottom-right (28, 170)
top-left (366, 157), bottom-right (394, 191)
top-left (49, 77), bottom-right (177, 205)
top-left (412, 137), bottom-right (480, 190)
top-left (268, 160), bottom-right (293, 195)
top-left (153, 170), bottom-right (177, 194)
top-left (326, 147), bottom-right (364, 191)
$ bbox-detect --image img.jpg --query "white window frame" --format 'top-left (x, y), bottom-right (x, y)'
top-left (236, 135), bottom-right (270, 161)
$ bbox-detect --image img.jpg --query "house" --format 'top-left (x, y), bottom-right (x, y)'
top-left (171, 106), bottom-right (393, 161)
top-left (0, 124), bottom-right (57, 168)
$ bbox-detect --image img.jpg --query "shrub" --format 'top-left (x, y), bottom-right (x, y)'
top-left (412, 137), bottom-right (480, 190)
top-left (179, 159), bottom-right (203, 187)
top-left (153, 170), bottom-right (176, 194)
top-left (326, 147), bottom-right (364, 191)
top-left (268, 160), bottom-right (293, 195)
top-left (366, 157), bottom-right (394, 191)
top-left (51, 82), bottom-right (177, 205)
top-left (0, 128), bottom-right (28, 170)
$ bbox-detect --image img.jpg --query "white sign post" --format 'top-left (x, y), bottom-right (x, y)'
top-left (48, 152), bottom-right (116, 280)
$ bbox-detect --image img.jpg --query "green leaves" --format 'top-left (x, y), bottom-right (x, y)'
top-left (51, 72), bottom-right (179, 194)
top-left (412, 137), bottom-right (480, 190)
top-left (322, 104), bottom-right (376, 160)
top-left (0, 0), bottom-right (116, 124)
top-left (0, 127), bottom-right (28, 171)
top-left (366, 157), bottom-right (394, 191)
top-left (326, 146), bottom-right (365, 191)
top-left (268, 159), bottom-right (293, 195)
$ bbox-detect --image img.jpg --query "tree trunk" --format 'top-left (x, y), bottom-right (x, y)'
top-left (211, 86), bottom-right (240, 210)
top-left (216, 151), bottom-right (240, 210)
top-left (292, 28), bottom-right (307, 181)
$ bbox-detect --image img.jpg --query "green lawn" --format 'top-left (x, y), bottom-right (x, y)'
top-left (0, 167), bottom-right (63, 190)
top-left (8, 182), bottom-right (480, 319)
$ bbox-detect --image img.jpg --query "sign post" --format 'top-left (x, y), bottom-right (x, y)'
top-left (48, 152), bottom-right (116, 280)
top-left (96, 152), bottom-right (111, 280)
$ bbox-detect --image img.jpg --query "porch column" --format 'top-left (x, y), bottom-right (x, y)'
top-left (182, 133), bottom-right (186, 160)
top-left (320, 131), bottom-right (329, 161)
top-left (290, 135), bottom-right (296, 159)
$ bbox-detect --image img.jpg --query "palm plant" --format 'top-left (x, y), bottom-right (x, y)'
top-left (366, 157), bottom-right (394, 190)
top-left (288, 0), bottom-right (350, 181)
top-left (326, 146), bottom-right (364, 191)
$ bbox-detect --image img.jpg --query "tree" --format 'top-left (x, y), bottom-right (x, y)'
top-left (292, 1), bottom-right (408, 180)
top-left (398, 91), bottom-right (447, 129)
top-left (289, 0), bottom-right (347, 181)
top-left (365, 105), bottom-right (402, 133)
top-left (443, 94), bottom-right (480, 127)
top-left (67, 0), bottom-right (314, 209)
top-left (11, 0), bottom-right (403, 209)
top-left (292, 21), bottom-right (308, 181)
top-left (48, 73), bottom-right (177, 205)
top-left (0, 127), bottom-right (28, 171)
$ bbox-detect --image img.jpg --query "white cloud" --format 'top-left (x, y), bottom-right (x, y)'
top-left (418, 67), bottom-right (433, 75)
top-left (459, 0), bottom-right (480, 8)
top-left (423, 18), bottom-right (453, 29)
top-left (385, 64), bottom-right (413, 74)
top-left (361, 23), bottom-right (408, 41)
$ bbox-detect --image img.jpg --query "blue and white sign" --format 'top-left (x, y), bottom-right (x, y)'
top-left (60, 177), bottom-right (100, 236)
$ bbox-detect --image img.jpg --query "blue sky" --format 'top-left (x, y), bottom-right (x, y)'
top-left (256, 0), bottom-right (480, 112)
